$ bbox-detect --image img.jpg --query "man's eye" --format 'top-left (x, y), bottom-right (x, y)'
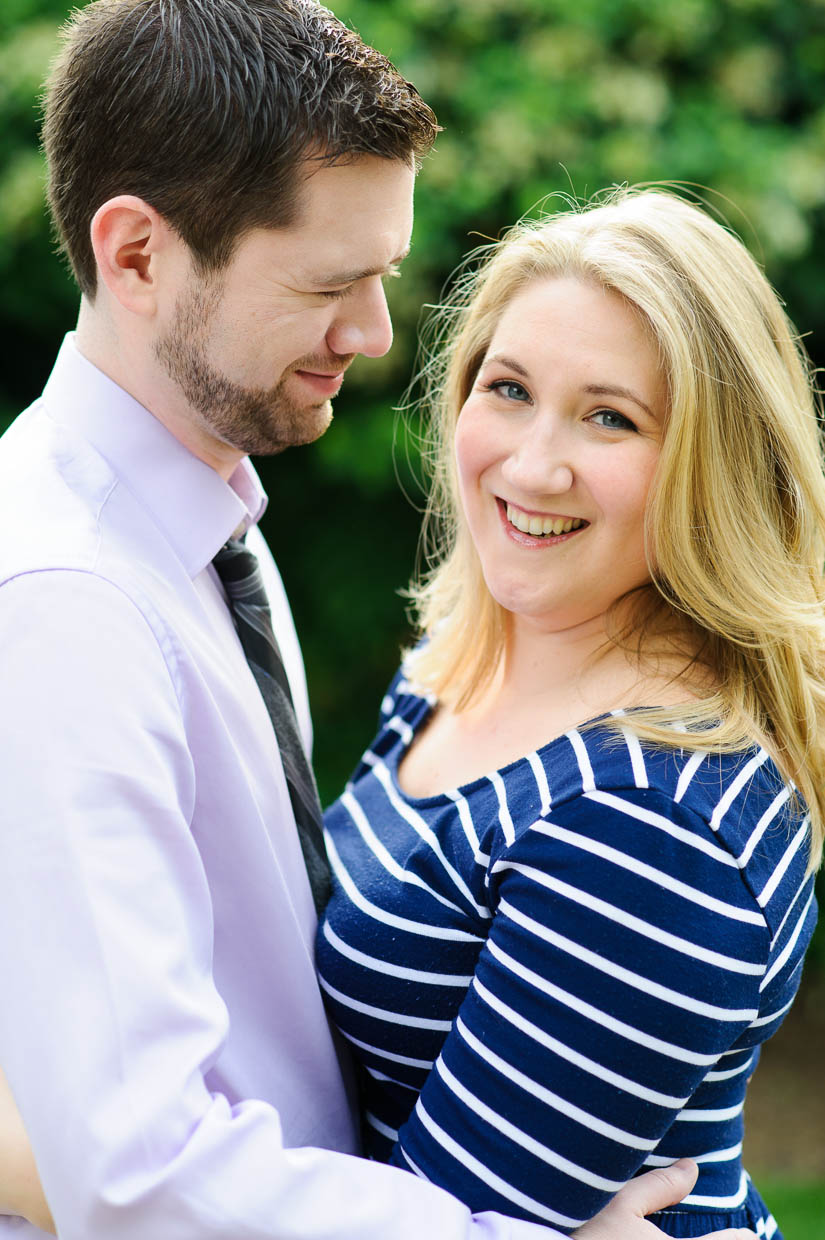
top-left (486, 379), bottom-right (530, 402)
top-left (318, 287), bottom-right (351, 301)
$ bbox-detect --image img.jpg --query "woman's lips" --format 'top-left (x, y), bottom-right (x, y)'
top-left (497, 499), bottom-right (589, 544)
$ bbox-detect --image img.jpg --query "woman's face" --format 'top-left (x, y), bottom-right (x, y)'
top-left (455, 276), bottom-right (667, 637)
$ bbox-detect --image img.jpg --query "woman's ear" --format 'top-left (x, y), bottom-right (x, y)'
top-left (89, 195), bottom-right (177, 317)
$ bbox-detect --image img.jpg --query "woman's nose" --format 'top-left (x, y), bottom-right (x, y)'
top-left (500, 431), bottom-right (575, 496)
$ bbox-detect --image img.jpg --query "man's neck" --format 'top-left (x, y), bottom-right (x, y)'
top-left (74, 300), bottom-right (244, 481)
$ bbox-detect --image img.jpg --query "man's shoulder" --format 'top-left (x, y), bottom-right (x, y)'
top-left (0, 405), bottom-right (190, 701)
top-left (0, 395), bottom-right (182, 602)
top-left (0, 399), bottom-right (119, 581)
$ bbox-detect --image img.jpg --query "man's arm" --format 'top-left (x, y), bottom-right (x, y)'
top-left (0, 568), bottom-right (557, 1240)
top-left (0, 572), bottom-right (754, 1240)
top-left (0, 1083), bottom-right (753, 1240)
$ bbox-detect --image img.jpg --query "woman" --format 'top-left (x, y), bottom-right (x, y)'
top-left (315, 189), bottom-right (822, 1237)
top-left (0, 190), bottom-right (814, 1240)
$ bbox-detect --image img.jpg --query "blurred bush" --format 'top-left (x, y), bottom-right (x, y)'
top-left (756, 1180), bottom-right (825, 1239)
top-left (3, 3), bottom-right (825, 988)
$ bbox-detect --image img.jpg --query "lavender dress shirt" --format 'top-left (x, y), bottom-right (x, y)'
top-left (0, 337), bottom-right (558, 1240)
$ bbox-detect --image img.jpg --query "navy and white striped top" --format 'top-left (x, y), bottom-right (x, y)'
top-left (317, 671), bottom-right (817, 1237)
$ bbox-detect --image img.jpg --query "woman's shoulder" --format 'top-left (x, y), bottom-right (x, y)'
top-left (371, 665), bottom-right (435, 748)
top-left (528, 719), bottom-right (812, 937)
top-left (340, 664), bottom-right (434, 786)
top-left (378, 663), bottom-right (430, 718)
top-left (541, 715), bottom-right (793, 819)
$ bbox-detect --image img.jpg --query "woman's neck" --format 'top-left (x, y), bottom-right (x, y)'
top-left (398, 605), bottom-right (702, 800)
top-left (492, 610), bottom-right (630, 711)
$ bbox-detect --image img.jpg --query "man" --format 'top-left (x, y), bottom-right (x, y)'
top-left (0, 3), bottom-right (752, 1238)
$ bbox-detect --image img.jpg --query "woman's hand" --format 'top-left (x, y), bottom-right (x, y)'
top-left (0, 1067), bottom-right (54, 1234)
top-left (574, 1161), bottom-right (755, 1240)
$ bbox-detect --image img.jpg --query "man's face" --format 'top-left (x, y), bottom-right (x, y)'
top-left (153, 156), bottom-right (415, 460)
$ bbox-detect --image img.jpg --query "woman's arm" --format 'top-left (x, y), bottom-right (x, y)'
top-left (384, 786), bottom-right (785, 1227)
top-left (0, 1067), bottom-right (54, 1233)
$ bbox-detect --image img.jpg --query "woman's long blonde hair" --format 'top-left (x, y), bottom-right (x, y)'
top-left (406, 188), bottom-right (825, 869)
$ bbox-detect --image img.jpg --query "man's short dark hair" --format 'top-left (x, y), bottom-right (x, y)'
top-left (42, 0), bottom-right (439, 297)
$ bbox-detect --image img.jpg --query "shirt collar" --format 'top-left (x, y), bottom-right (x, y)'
top-left (41, 334), bottom-right (268, 578)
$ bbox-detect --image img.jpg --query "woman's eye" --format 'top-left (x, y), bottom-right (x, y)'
top-left (589, 408), bottom-right (636, 431)
top-left (487, 379), bottom-right (530, 402)
top-left (319, 286), bottom-right (351, 301)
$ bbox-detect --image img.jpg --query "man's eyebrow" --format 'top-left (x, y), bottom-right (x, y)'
top-left (309, 246), bottom-right (411, 287)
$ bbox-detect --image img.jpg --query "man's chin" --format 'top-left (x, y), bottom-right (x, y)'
top-left (234, 397), bottom-right (334, 457)
top-left (293, 398), bottom-right (334, 445)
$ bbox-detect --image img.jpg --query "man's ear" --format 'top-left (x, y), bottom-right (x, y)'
top-left (90, 196), bottom-right (179, 317)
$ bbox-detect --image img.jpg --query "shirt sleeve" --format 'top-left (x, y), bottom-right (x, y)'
top-left (387, 785), bottom-right (772, 1230)
top-left (0, 570), bottom-right (562, 1240)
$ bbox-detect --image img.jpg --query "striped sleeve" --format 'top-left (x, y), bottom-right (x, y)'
top-left (387, 787), bottom-right (770, 1230)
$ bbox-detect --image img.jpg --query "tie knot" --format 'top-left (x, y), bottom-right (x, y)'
top-left (213, 537), bottom-right (270, 611)
top-left (213, 536), bottom-right (260, 585)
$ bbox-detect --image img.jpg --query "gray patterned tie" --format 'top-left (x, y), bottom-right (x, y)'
top-left (213, 538), bottom-right (331, 917)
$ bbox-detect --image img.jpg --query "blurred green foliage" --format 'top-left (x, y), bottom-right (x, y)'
top-left (756, 1180), bottom-right (825, 1239)
top-left (2, 0), bottom-right (825, 997)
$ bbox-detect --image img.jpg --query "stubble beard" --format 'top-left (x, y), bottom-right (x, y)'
top-left (153, 276), bottom-right (336, 457)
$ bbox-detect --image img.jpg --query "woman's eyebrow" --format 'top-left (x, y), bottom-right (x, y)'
top-left (481, 361), bottom-right (655, 419)
top-left (482, 353), bottom-right (530, 378)
top-left (585, 384), bottom-right (655, 418)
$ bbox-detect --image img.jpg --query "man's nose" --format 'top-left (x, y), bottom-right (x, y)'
top-left (326, 278), bottom-right (394, 359)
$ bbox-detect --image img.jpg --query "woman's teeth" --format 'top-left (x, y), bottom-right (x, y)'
top-left (506, 504), bottom-right (585, 537)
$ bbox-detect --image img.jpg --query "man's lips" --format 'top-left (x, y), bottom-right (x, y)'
top-left (293, 368), bottom-right (346, 397)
